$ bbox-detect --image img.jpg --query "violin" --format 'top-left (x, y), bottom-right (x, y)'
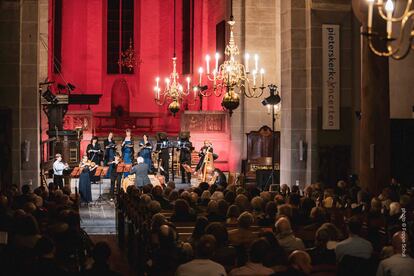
top-left (80, 160), bottom-right (98, 170)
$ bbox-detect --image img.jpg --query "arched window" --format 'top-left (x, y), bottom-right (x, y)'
top-left (107, 0), bottom-right (134, 74)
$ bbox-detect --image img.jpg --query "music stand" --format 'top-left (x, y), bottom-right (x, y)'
top-left (70, 167), bottom-right (81, 204)
top-left (94, 166), bottom-right (109, 204)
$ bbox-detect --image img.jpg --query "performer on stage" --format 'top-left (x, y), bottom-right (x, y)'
top-left (210, 168), bottom-right (227, 188)
top-left (87, 136), bottom-right (102, 183)
top-left (179, 137), bottom-right (193, 184)
top-left (121, 129), bottom-right (134, 176)
top-left (130, 156), bottom-right (151, 188)
top-left (104, 132), bottom-right (116, 178)
top-left (139, 134), bottom-right (153, 173)
top-left (79, 155), bottom-right (96, 204)
top-left (53, 153), bottom-right (69, 190)
top-left (156, 135), bottom-right (170, 182)
top-left (109, 153), bottom-right (122, 199)
top-left (196, 140), bottom-right (217, 171)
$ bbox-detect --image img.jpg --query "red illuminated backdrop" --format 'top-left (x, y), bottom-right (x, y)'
top-left (48, 0), bottom-right (233, 171)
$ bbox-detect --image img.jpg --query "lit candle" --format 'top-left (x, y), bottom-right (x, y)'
top-left (193, 86), bottom-right (198, 98)
top-left (252, 69), bottom-right (257, 86)
top-left (267, 104), bottom-right (271, 114)
top-left (165, 78), bottom-right (170, 89)
top-left (198, 67), bottom-right (203, 85)
top-left (367, 0), bottom-right (374, 29)
top-left (385, 0), bottom-right (394, 38)
top-left (156, 77), bottom-right (160, 89)
top-left (260, 68), bottom-right (265, 87)
top-left (254, 54), bottom-right (259, 72)
top-left (245, 53), bottom-right (250, 73)
top-left (213, 69), bottom-right (217, 86)
top-left (186, 76), bottom-right (191, 90)
top-left (154, 87), bottom-right (159, 100)
top-left (215, 53), bottom-right (219, 72)
top-left (205, 55), bottom-right (210, 74)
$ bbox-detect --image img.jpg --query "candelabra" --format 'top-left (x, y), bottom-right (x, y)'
top-left (197, 13), bottom-right (266, 114)
top-left (154, 57), bottom-right (196, 116)
top-left (364, 0), bottom-right (414, 59)
top-left (153, 0), bottom-right (196, 116)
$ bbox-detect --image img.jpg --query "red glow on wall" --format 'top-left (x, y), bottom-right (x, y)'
top-left (48, 0), bottom-right (236, 171)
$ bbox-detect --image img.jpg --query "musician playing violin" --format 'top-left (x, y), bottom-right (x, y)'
top-left (108, 153), bottom-right (122, 199)
top-left (86, 136), bottom-right (102, 183)
top-left (78, 155), bottom-right (97, 204)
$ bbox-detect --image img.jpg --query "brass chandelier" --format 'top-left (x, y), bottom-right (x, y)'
top-left (364, 0), bottom-right (414, 59)
top-left (197, 0), bottom-right (267, 115)
top-left (118, 38), bottom-right (137, 71)
top-left (153, 0), bottom-right (195, 116)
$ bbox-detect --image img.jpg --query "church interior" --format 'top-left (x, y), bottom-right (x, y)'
top-left (0, 0), bottom-right (414, 275)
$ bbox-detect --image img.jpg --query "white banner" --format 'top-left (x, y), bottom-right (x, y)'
top-left (322, 24), bottom-right (340, 130)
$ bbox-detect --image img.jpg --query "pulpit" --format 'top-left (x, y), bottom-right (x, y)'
top-left (242, 126), bottom-right (280, 188)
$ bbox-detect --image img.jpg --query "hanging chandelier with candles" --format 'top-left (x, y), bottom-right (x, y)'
top-left (364, 0), bottom-right (414, 59)
top-left (196, 0), bottom-right (267, 115)
top-left (153, 0), bottom-right (195, 116)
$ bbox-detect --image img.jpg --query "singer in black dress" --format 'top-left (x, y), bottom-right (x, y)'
top-left (79, 155), bottom-right (94, 204)
top-left (104, 132), bottom-right (116, 178)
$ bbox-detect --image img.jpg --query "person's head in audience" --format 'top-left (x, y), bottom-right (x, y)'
top-left (192, 216), bottom-right (209, 241)
top-left (389, 202), bottom-right (401, 217)
top-left (190, 192), bottom-right (199, 205)
top-left (174, 199), bottom-right (191, 216)
top-left (224, 190), bottom-right (236, 204)
top-left (251, 196), bottom-right (264, 212)
top-left (159, 225), bottom-right (177, 248)
top-left (14, 214), bottom-right (39, 236)
top-left (391, 231), bottom-right (406, 254)
top-left (199, 182), bottom-right (209, 192)
top-left (163, 187), bottom-right (173, 198)
top-left (291, 185), bottom-right (300, 195)
top-left (281, 184), bottom-right (290, 196)
top-left (260, 191), bottom-right (271, 203)
top-left (92, 242), bottom-right (111, 265)
top-left (217, 199), bottom-right (229, 216)
top-left (237, 211), bottom-right (254, 230)
top-left (23, 202), bottom-right (36, 214)
top-left (167, 181), bottom-right (176, 190)
top-left (277, 204), bottom-right (293, 221)
top-left (227, 204), bottom-right (240, 222)
top-left (309, 206), bottom-right (326, 224)
top-left (249, 238), bottom-right (271, 264)
top-left (148, 200), bottom-right (161, 215)
top-left (288, 250), bottom-right (312, 275)
top-left (168, 190), bottom-right (179, 202)
top-left (151, 213), bottom-right (167, 231)
top-left (265, 201), bottom-right (278, 219)
top-left (234, 194), bottom-right (250, 212)
top-left (371, 197), bottom-right (382, 212)
top-left (288, 194), bottom-right (301, 208)
top-left (193, 187), bottom-right (202, 197)
top-left (196, 234), bottom-right (216, 259)
top-left (21, 184), bottom-right (32, 195)
top-left (181, 191), bottom-right (191, 204)
top-left (200, 190), bottom-right (211, 202)
top-left (211, 191), bottom-right (224, 201)
top-left (347, 216), bottom-right (362, 236)
top-left (152, 185), bottom-right (163, 198)
top-left (34, 236), bottom-right (55, 258)
top-left (274, 217), bottom-right (292, 236)
top-left (205, 222), bottom-right (229, 247)
top-left (207, 200), bottom-right (219, 216)
top-left (274, 194), bottom-right (285, 205)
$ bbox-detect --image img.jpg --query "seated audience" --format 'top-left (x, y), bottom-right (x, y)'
top-left (376, 231), bottom-right (414, 276)
top-left (335, 216), bottom-right (373, 262)
top-left (229, 238), bottom-right (274, 275)
top-left (85, 241), bottom-right (121, 276)
top-left (275, 250), bottom-right (312, 276)
top-left (228, 211), bottom-right (257, 248)
top-left (274, 217), bottom-right (305, 254)
top-left (175, 234), bottom-right (227, 276)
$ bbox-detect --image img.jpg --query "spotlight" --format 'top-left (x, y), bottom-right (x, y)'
top-left (261, 84), bottom-right (281, 106)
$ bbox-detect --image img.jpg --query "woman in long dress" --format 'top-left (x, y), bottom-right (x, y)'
top-left (121, 129), bottom-right (134, 177)
top-left (139, 134), bottom-right (153, 173)
top-left (104, 132), bottom-right (116, 178)
top-left (78, 155), bottom-right (95, 204)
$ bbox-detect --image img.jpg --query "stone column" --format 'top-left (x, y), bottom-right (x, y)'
top-left (280, 0), bottom-right (309, 187)
top-left (20, 0), bottom-right (40, 187)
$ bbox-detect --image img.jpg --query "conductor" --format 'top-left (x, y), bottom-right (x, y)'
top-left (130, 157), bottom-right (151, 188)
